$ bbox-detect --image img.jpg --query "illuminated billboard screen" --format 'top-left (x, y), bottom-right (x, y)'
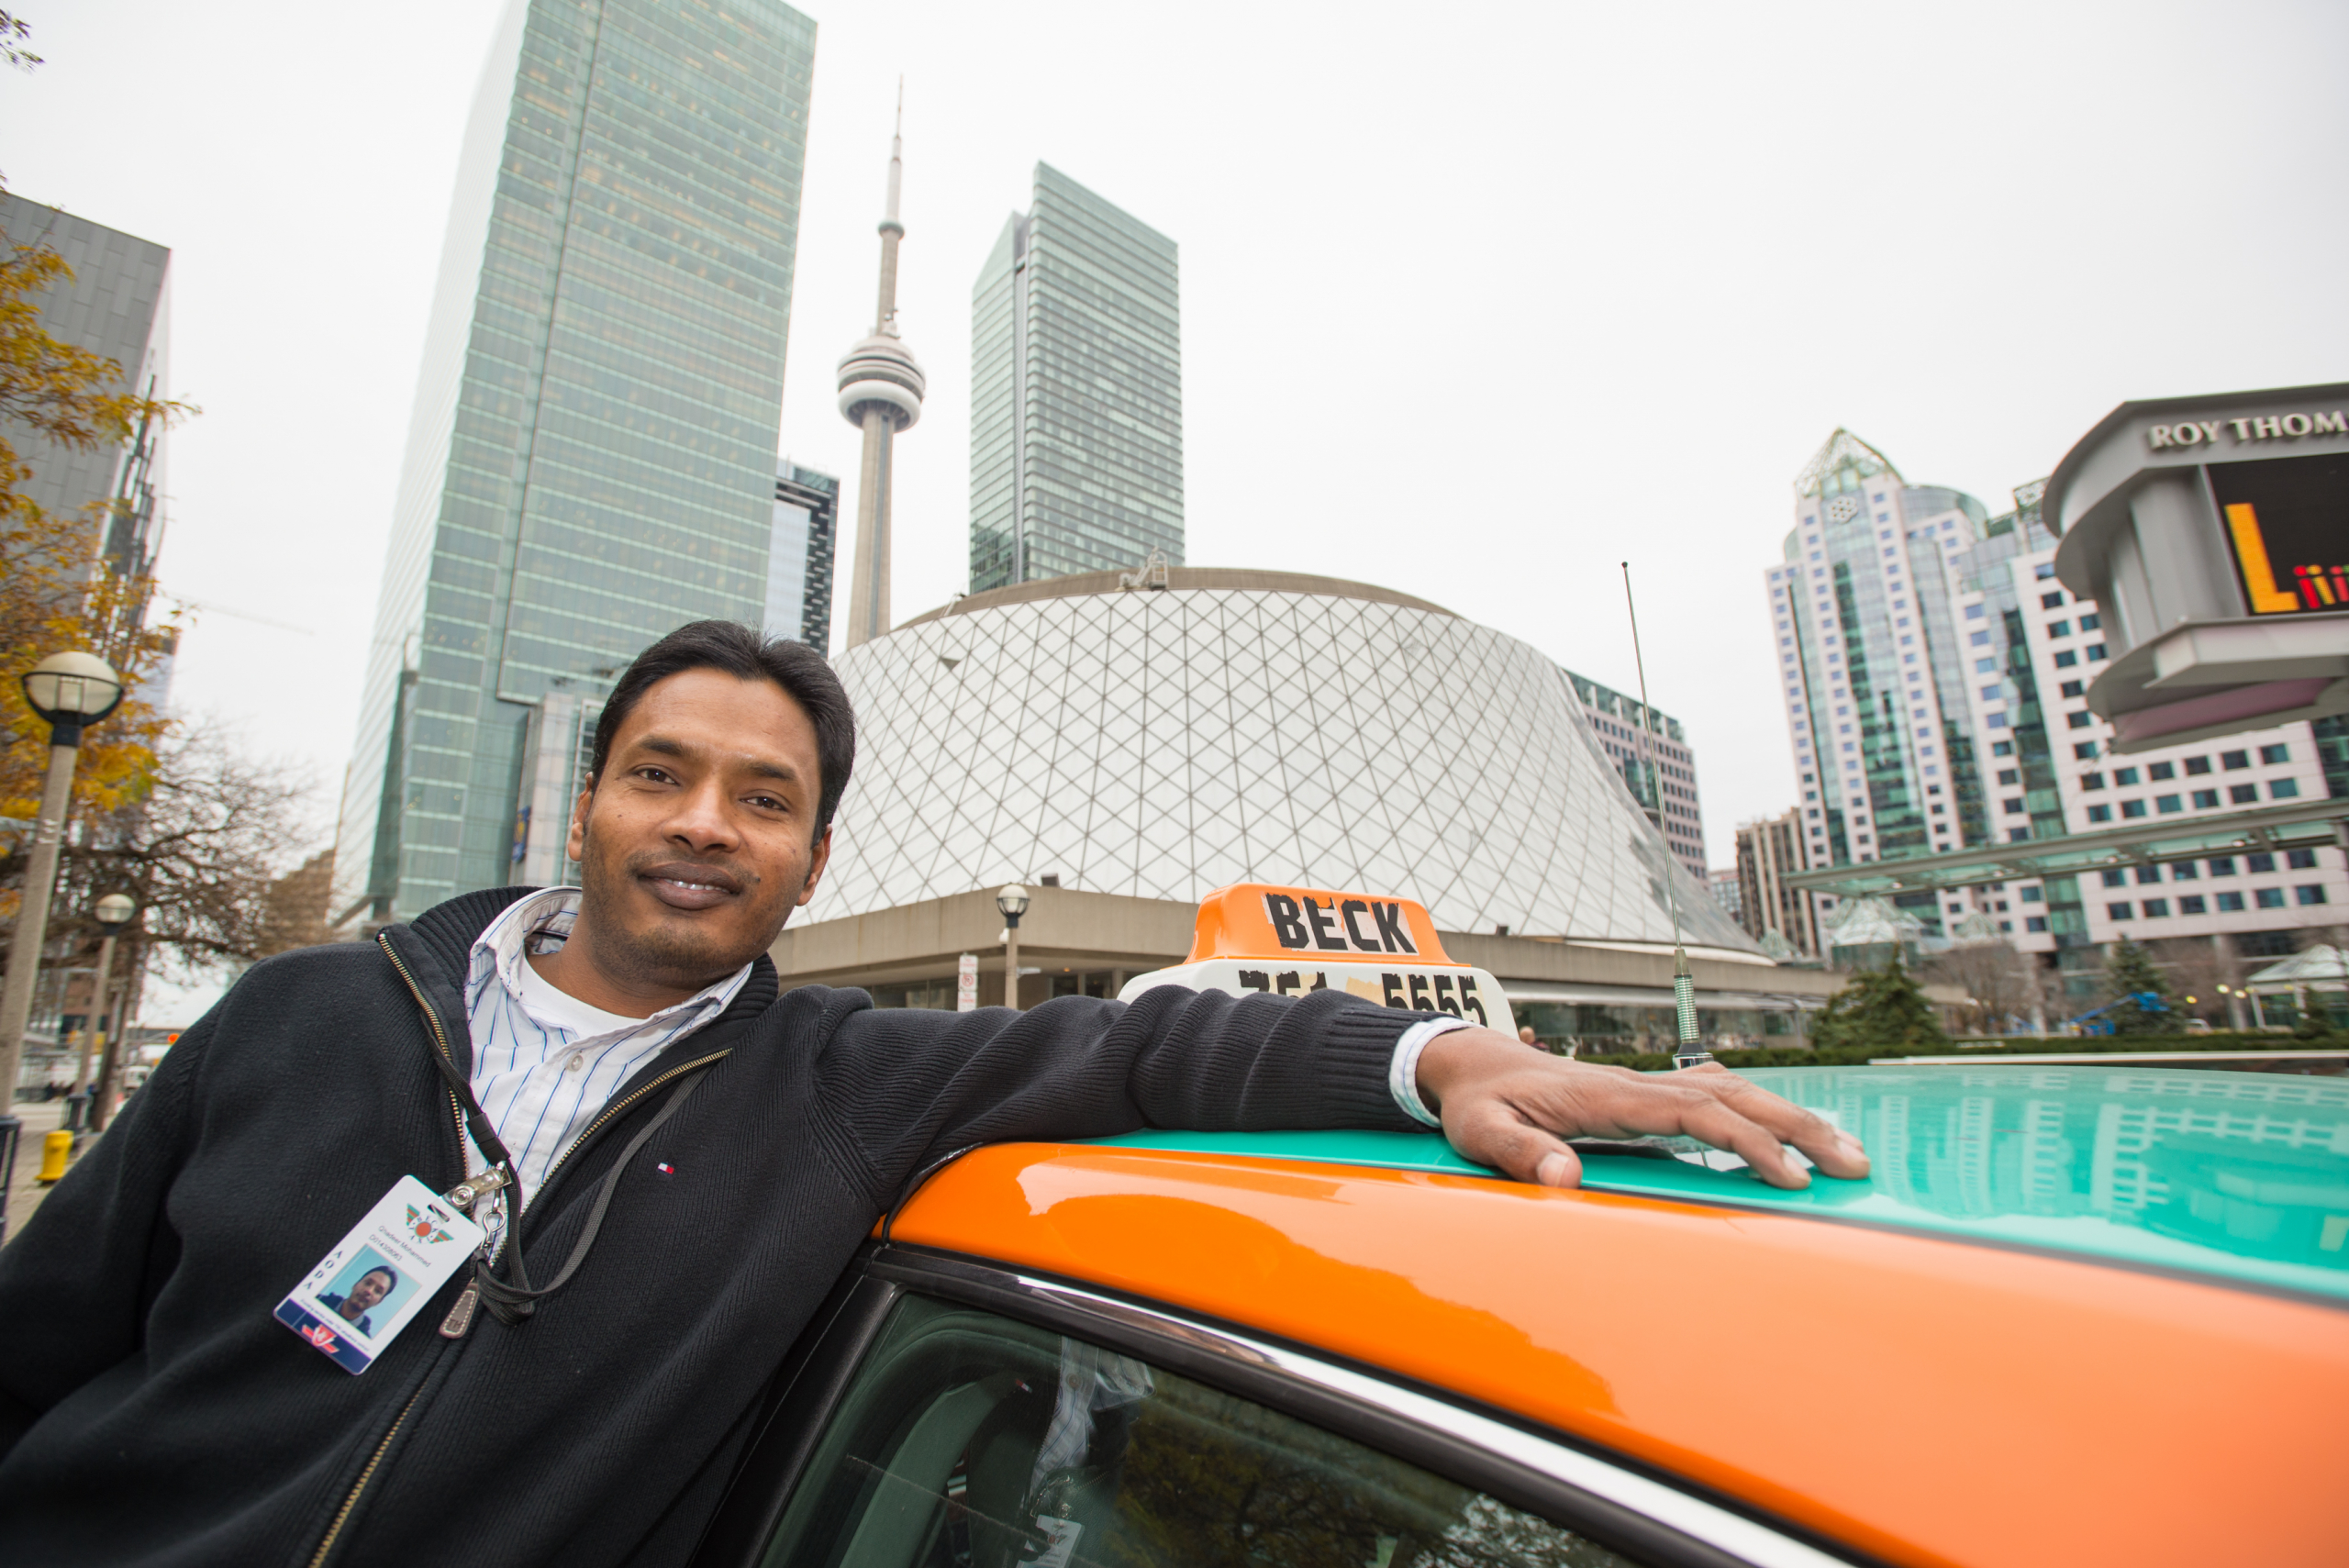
top-left (2210, 452), bottom-right (2349, 616)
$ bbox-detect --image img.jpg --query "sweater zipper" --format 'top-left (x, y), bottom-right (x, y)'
top-left (316, 936), bottom-right (729, 1565)
top-left (307, 936), bottom-right (473, 1568)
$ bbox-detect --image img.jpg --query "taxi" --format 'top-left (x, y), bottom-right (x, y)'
top-left (687, 888), bottom-right (2349, 1568)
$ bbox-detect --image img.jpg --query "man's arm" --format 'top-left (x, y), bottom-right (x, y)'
top-left (0, 1006), bottom-right (207, 1455)
top-left (818, 988), bottom-right (1864, 1199)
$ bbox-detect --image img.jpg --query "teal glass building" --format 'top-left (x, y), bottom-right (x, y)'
top-left (333, 0), bottom-right (817, 927)
top-left (969, 165), bottom-right (1183, 591)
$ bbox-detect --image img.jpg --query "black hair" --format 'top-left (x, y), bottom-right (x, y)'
top-left (588, 621), bottom-right (855, 841)
top-left (361, 1265), bottom-right (398, 1289)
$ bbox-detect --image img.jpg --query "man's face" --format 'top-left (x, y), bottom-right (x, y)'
top-left (349, 1271), bottom-right (393, 1311)
top-left (567, 667), bottom-right (831, 991)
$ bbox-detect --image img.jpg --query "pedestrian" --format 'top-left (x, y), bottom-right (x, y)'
top-left (0, 620), bottom-right (1865, 1567)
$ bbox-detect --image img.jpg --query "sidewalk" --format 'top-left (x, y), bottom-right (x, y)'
top-left (3, 1098), bottom-right (90, 1243)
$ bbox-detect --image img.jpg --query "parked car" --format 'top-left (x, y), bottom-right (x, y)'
top-left (687, 1061), bottom-right (2349, 1567)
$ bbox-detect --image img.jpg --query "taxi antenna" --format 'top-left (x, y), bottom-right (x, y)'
top-left (1621, 562), bottom-right (1710, 1069)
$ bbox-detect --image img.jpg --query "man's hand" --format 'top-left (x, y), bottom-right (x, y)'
top-left (1416, 1029), bottom-right (1868, 1191)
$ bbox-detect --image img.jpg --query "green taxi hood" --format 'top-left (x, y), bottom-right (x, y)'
top-left (1083, 1065), bottom-right (2349, 1306)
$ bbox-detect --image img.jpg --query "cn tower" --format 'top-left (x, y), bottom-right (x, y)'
top-left (837, 90), bottom-right (926, 649)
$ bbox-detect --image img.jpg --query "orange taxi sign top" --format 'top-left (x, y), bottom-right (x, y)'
top-left (1185, 884), bottom-right (1455, 967)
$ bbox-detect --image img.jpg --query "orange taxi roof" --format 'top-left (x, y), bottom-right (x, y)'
top-left (1186, 884), bottom-right (1455, 965)
top-left (892, 1141), bottom-right (2349, 1568)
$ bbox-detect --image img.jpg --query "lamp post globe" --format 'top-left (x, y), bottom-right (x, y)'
top-left (95, 894), bottom-right (137, 930)
top-left (22, 651), bottom-right (125, 747)
top-left (996, 884), bottom-right (1030, 1012)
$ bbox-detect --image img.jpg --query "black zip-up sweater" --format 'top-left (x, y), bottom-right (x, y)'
top-left (0, 888), bottom-right (1427, 1568)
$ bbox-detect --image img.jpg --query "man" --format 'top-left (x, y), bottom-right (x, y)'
top-left (0, 622), bottom-right (1865, 1567)
top-left (320, 1266), bottom-right (398, 1337)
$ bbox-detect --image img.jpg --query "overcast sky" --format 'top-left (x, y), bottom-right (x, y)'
top-left (4, 0), bottom-right (2345, 1018)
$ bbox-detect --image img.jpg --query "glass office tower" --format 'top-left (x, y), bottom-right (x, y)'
top-left (333, 0), bottom-right (817, 928)
top-left (969, 164), bottom-right (1182, 591)
top-left (1764, 430), bottom-right (1993, 939)
top-left (768, 460), bottom-right (838, 653)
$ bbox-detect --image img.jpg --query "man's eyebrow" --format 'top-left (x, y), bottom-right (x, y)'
top-left (629, 735), bottom-right (799, 783)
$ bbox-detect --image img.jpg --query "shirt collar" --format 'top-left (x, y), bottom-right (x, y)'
top-left (468, 887), bottom-right (753, 1037)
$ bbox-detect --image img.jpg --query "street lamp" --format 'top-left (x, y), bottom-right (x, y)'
top-left (0, 651), bottom-right (125, 1238)
top-left (996, 884), bottom-right (1030, 1011)
top-left (85, 894), bottom-right (138, 1137)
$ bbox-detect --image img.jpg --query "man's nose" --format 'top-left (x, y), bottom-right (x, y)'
top-left (665, 777), bottom-right (740, 850)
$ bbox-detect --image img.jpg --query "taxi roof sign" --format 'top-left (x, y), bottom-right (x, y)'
top-left (1185, 884), bottom-right (1456, 967)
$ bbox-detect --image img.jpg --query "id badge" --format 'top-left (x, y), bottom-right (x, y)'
top-left (274, 1175), bottom-right (484, 1373)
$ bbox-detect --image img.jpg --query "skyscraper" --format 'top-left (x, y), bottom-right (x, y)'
top-left (1765, 430), bottom-right (1993, 938)
top-left (333, 0), bottom-right (817, 929)
top-left (969, 165), bottom-right (1181, 592)
top-left (836, 99), bottom-right (925, 650)
top-left (768, 461), bottom-right (839, 653)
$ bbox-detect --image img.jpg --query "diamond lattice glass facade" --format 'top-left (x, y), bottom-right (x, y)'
top-left (814, 575), bottom-right (1754, 951)
top-left (969, 165), bottom-right (1182, 592)
top-left (333, 0), bottom-right (816, 926)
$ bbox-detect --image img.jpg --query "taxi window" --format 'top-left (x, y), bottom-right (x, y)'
top-left (757, 1294), bottom-right (1645, 1568)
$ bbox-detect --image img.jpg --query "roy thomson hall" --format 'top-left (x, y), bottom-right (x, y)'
top-left (758, 568), bottom-right (1841, 1053)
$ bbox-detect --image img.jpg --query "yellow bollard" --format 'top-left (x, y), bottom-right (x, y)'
top-left (35, 1129), bottom-right (72, 1185)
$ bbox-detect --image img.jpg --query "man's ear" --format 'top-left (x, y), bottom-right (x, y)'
top-left (796, 827), bottom-right (832, 907)
top-left (566, 778), bottom-right (596, 865)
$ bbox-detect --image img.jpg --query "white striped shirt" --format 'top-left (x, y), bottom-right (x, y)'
top-left (462, 888), bottom-right (751, 1249)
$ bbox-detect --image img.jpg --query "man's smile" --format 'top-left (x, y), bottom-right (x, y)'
top-left (638, 860), bottom-right (746, 911)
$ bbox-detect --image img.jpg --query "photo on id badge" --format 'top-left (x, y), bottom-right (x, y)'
top-left (316, 1247), bottom-right (416, 1340)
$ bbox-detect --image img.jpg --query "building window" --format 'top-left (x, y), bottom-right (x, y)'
top-left (2221, 750), bottom-right (2251, 770)
top-left (2081, 773), bottom-right (2106, 789)
top-left (2026, 916), bottom-right (2049, 932)
top-left (2289, 848), bottom-right (2319, 869)
top-left (2148, 762), bottom-right (2176, 781)
top-left (2299, 884), bottom-right (2330, 906)
top-left (2021, 886), bottom-right (2044, 903)
top-left (1969, 630), bottom-right (1990, 646)
top-left (2075, 741), bottom-right (2099, 761)
top-left (2257, 888), bottom-right (2288, 909)
top-left (2136, 864), bottom-right (2163, 886)
top-left (2122, 799), bottom-right (2148, 818)
top-left (2231, 784), bottom-right (2259, 805)
top-left (2249, 851), bottom-right (2277, 873)
top-left (2086, 644), bottom-right (2109, 661)
top-left (2184, 756), bottom-right (2211, 775)
top-left (2272, 778), bottom-right (2301, 799)
top-left (2218, 891), bottom-right (2246, 911)
top-left (2192, 789), bottom-right (2220, 808)
top-left (2003, 795), bottom-right (2025, 813)
top-left (2060, 680), bottom-right (2085, 698)
top-left (2087, 804), bottom-right (2113, 823)
top-left (2067, 712), bottom-right (2094, 729)
top-left (2041, 591), bottom-right (2065, 609)
top-left (2101, 869), bottom-right (2128, 889)
top-left (2156, 794), bottom-right (2183, 814)
top-left (2048, 619), bottom-right (2071, 638)
top-left (2169, 861), bottom-right (2199, 881)
top-left (2209, 856), bottom-right (2236, 876)
top-left (2262, 743), bottom-right (2290, 764)
top-left (2079, 613), bottom-right (2100, 630)
top-left (2108, 902), bottom-right (2133, 919)
top-left (2143, 898), bottom-right (2170, 917)
top-left (2053, 650), bottom-right (2079, 667)
top-left (2179, 895), bottom-right (2207, 915)
top-left (2009, 828), bottom-right (2031, 843)
top-left (2115, 767), bottom-right (2141, 785)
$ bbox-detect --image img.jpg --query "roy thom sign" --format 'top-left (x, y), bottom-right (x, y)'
top-left (2147, 410), bottom-right (2347, 450)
